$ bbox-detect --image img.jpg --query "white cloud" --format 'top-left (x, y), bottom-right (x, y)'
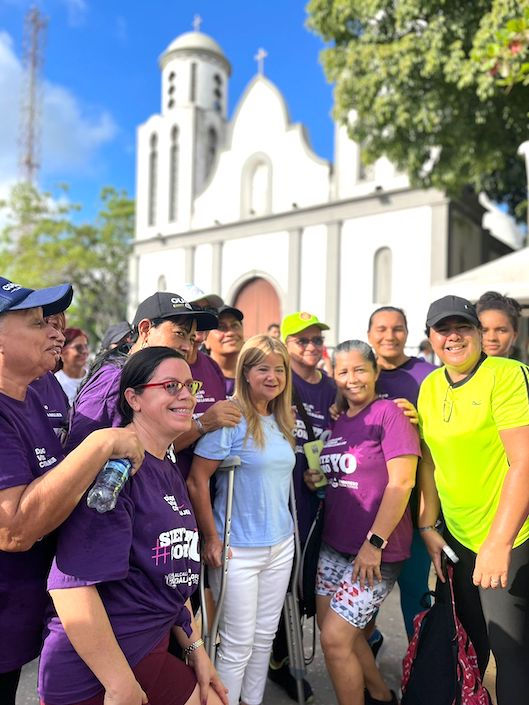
top-left (0, 30), bottom-right (117, 195)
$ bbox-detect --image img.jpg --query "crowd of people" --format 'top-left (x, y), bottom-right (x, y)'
top-left (0, 275), bottom-right (527, 705)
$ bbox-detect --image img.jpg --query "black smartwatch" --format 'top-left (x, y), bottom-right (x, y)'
top-left (366, 531), bottom-right (388, 550)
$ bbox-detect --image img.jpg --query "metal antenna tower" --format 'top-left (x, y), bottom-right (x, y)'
top-left (19, 6), bottom-right (47, 184)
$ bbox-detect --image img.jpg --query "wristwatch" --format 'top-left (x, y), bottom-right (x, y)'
top-left (366, 531), bottom-right (388, 550)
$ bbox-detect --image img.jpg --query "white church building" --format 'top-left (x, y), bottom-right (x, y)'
top-left (131, 26), bottom-right (525, 349)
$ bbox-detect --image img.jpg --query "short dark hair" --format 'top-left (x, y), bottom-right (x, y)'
top-left (368, 306), bottom-right (408, 332)
top-left (333, 340), bottom-right (377, 413)
top-left (119, 346), bottom-right (186, 425)
top-left (476, 291), bottom-right (522, 333)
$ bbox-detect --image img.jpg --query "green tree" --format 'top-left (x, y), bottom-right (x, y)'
top-left (307, 0), bottom-right (529, 222)
top-left (0, 183), bottom-right (134, 343)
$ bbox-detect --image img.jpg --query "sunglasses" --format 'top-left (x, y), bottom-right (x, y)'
top-left (291, 336), bottom-right (324, 348)
top-left (66, 344), bottom-right (89, 354)
top-left (443, 384), bottom-right (454, 423)
top-left (135, 379), bottom-right (203, 396)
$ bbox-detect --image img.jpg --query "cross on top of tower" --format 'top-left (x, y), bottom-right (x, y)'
top-left (192, 14), bottom-right (202, 32)
top-left (254, 47), bottom-right (267, 75)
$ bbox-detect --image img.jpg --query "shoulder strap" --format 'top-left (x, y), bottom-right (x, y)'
top-left (292, 385), bottom-right (316, 442)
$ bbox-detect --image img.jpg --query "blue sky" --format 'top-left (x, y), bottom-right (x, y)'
top-left (0, 0), bottom-right (335, 218)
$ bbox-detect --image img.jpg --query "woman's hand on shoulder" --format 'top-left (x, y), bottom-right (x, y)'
top-left (93, 427), bottom-right (145, 475)
top-left (352, 541), bottom-right (382, 590)
top-left (329, 402), bottom-right (341, 422)
top-left (392, 398), bottom-right (418, 425)
top-left (188, 646), bottom-right (229, 705)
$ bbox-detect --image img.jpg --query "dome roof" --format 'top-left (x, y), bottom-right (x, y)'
top-left (160, 31), bottom-right (231, 74)
top-left (165, 31), bottom-right (226, 56)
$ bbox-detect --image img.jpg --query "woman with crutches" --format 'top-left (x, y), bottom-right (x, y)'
top-left (188, 335), bottom-right (296, 705)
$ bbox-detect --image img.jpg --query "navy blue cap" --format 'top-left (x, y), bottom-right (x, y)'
top-left (0, 277), bottom-right (73, 317)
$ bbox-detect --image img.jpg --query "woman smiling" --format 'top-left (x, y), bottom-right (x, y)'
top-left (418, 295), bottom-right (529, 705)
top-left (316, 340), bottom-right (420, 705)
top-left (38, 347), bottom-right (227, 705)
top-left (187, 335), bottom-right (295, 705)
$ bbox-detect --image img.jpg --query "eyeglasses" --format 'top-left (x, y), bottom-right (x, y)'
top-left (443, 384), bottom-right (454, 423)
top-left (66, 344), bottom-right (89, 353)
top-left (135, 379), bottom-right (203, 396)
top-left (291, 336), bottom-right (324, 348)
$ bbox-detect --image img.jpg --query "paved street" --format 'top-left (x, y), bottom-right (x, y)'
top-left (16, 583), bottom-right (496, 704)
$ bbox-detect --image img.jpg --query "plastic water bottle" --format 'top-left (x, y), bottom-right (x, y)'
top-left (86, 459), bottom-right (131, 513)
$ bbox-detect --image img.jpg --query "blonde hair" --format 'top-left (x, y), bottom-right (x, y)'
top-left (234, 335), bottom-right (294, 449)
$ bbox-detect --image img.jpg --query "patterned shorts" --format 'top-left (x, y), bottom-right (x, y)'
top-left (316, 542), bottom-right (403, 629)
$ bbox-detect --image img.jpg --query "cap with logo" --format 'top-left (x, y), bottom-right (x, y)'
top-left (132, 292), bottom-right (218, 331)
top-left (0, 277), bottom-right (73, 317)
top-left (280, 311), bottom-right (330, 341)
top-left (177, 283), bottom-right (224, 311)
top-left (426, 295), bottom-right (480, 328)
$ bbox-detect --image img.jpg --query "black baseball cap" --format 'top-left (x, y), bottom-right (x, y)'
top-left (426, 295), bottom-right (480, 328)
top-left (217, 304), bottom-right (244, 322)
top-left (0, 276), bottom-right (73, 317)
top-left (132, 292), bottom-right (218, 331)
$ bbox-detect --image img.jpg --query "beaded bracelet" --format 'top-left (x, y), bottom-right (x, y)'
top-left (418, 525), bottom-right (436, 533)
top-left (183, 638), bottom-right (204, 657)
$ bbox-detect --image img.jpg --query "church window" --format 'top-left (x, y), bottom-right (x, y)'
top-left (169, 126), bottom-right (179, 222)
top-left (148, 133), bottom-right (158, 227)
top-left (213, 73), bottom-right (223, 113)
top-left (205, 127), bottom-right (217, 181)
top-left (241, 155), bottom-right (272, 217)
top-left (167, 70), bottom-right (176, 111)
top-left (190, 62), bottom-right (197, 103)
top-left (373, 247), bottom-right (392, 304)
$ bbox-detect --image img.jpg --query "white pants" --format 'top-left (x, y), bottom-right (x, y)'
top-left (209, 535), bottom-right (294, 705)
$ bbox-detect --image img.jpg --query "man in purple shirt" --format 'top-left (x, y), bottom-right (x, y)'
top-left (269, 311), bottom-right (336, 703)
top-left (66, 291), bottom-right (235, 454)
top-left (367, 306), bottom-right (436, 641)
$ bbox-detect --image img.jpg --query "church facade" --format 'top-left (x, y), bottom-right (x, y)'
top-left (131, 28), bottom-right (515, 348)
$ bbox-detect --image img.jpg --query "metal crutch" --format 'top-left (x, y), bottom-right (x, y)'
top-left (283, 475), bottom-right (306, 705)
top-left (200, 454), bottom-right (241, 662)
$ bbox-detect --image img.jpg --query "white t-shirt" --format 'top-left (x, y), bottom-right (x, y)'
top-left (54, 369), bottom-right (86, 406)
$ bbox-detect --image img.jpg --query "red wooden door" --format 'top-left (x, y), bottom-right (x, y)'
top-left (233, 277), bottom-right (281, 338)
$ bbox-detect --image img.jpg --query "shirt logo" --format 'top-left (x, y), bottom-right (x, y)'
top-left (164, 495), bottom-right (191, 516)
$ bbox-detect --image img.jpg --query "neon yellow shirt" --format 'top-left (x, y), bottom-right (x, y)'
top-left (418, 355), bottom-right (529, 552)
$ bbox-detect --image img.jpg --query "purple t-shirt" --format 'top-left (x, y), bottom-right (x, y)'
top-left (0, 388), bottom-right (64, 671)
top-left (292, 371), bottom-right (336, 543)
top-left (177, 351), bottom-right (227, 480)
top-left (66, 360), bottom-right (125, 452)
top-left (224, 376), bottom-right (235, 397)
top-left (30, 371), bottom-right (70, 444)
top-left (321, 399), bottom-right (420, 562)
top-left (377, 357), bottom-right (437, 406)
top-left (39, 451), bottom-right (200, 705)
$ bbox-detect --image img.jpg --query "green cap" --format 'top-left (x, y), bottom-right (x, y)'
top-left (281, 311), bottom-right (330, 341)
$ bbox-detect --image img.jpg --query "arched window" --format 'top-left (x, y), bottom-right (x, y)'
top-left (373, 247), bottom-right (392, 304)
top-left (205, 127), bottom-right (217, 181)
top-left (213, 73), bottom-right (223, 113)
top-left (148, 133), bottom-right (158, 227)
top-left (241, 154), bottom-right (272, 217)
top-left (169, 126), bottom-right (179, 222)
